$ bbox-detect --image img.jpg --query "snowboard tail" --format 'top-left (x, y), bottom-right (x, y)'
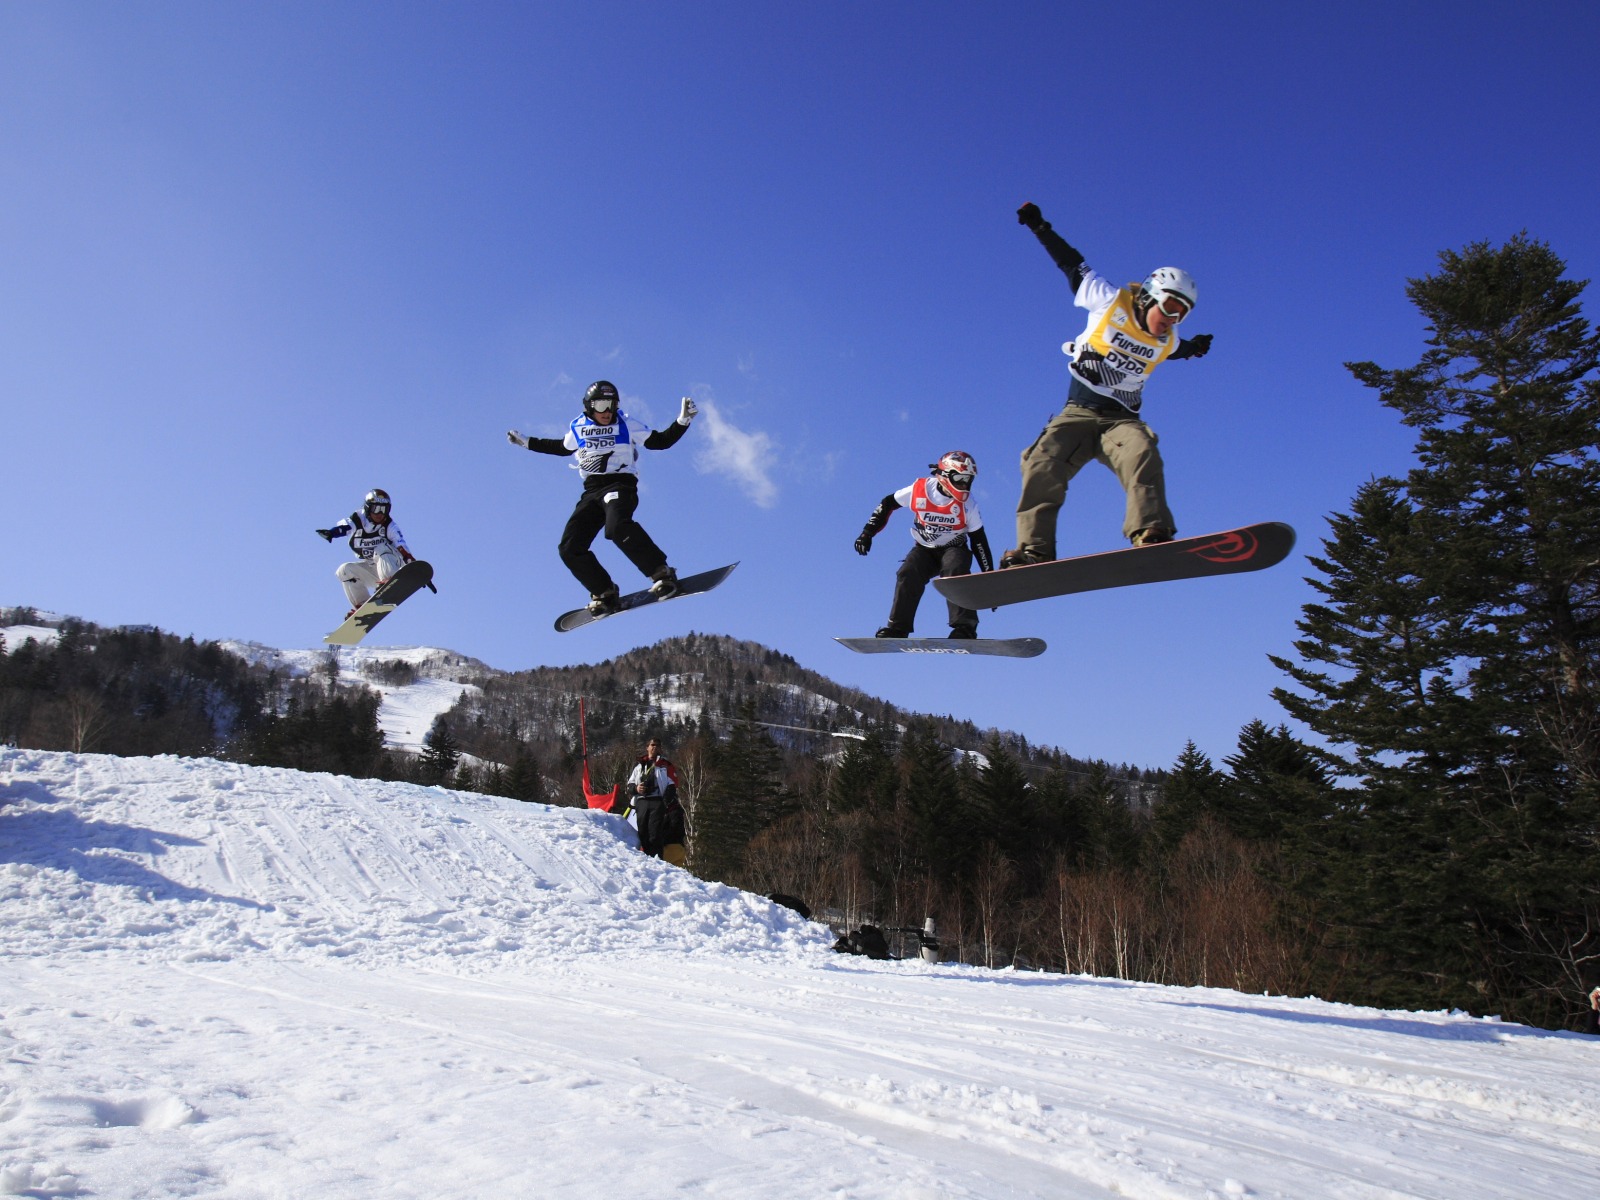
top-left (932, 523), bottom-right (1295, 610)
top-left (323, 560), bottom-right (434, 645)
top-left (555, 563), bottom-right (738, 633)
top-left (835, 637), bottom-right (1046, 658)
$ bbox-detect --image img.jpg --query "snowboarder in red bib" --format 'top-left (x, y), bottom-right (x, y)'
top-left (1001, 202), bottom-right (1214, 568)
top-left (855, 451), bottom-right (994, 639)
top-left (508, 380), bottom-right (696, 616)
top-left (316, 488), bottom-right (416, 617)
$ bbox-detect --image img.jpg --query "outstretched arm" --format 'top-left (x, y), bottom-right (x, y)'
top-left (1017, 202), bottom-right (1089, 291)
top-left (854, 494), bottom-right (900, 555)
top-left (1167, 333), bottom-right (1213, 360)
top-left (507, 430), bottom-right (570, 455)
top-left (643, 398), bottom-right (697, 450)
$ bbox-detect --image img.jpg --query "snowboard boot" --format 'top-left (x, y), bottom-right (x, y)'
top-left (999, 547), bottom-right (1049, 569)
top-left (649, 565), bottom-right (680, 599)
top-left (587, 586), bottom-right (621, 616)
top-left (1131, 527), bottom-right (1174, 547)
top-left (948, 625), bottom-right (977, 640)
top-left (875, 625), bottom-right (911, 639)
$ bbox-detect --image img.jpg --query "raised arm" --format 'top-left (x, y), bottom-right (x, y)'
top-left (1017, 202), bottom-right (1089, 292)
top-left (643, 397), bottom-right (697, 450)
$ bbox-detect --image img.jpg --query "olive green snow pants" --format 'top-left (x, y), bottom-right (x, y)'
top-left (1014, 404), bottom-right (1175, 559)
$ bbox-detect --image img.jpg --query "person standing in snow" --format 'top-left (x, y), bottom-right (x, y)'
top-left (507, 380), bottom-right (696, 616)
top-left (626, 737), bottom-right (685, 865)
top-left (1584, 986), bottom-right (1600, 1035)
top-left (854, 451), bottom-right (994, 639)
top-left (1001, 201), bottom-right (1214, 568)
top-left (316, 488), bottom-right (415, 617)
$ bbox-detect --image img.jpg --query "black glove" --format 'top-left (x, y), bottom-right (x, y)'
top-left (854, 534), bottom-right (873, 556)
top-left (316, 529), bottom-right (336, 542)
top-left (1017, 202), bottom-right (1044, 230)
top-left (1185, 333), bottom-right (1213, 357)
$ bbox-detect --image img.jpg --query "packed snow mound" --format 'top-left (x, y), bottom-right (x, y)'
top-left (7, 750), bottom-right (1600, 1198)
top-left (0, 748), bottom-right (829, 969)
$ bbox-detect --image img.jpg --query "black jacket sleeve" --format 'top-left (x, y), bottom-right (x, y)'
top-left (643, 421), bottom-right (689, 451)
top-left (968, 528), bottom-right (994, 573)
top-left (861, 494), bottom-right (900, 537)
top-left (1031, 221), bottom-right (1089, 292)
top-left (523, 436), bottom-right (570, 456)
top-left (1167, 334), bottom-right (1212, 361)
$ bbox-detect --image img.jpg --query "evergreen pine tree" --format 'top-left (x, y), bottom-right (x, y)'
top-left (1070, 761), bottom-right (1139, 873)
top-left (968, 734), bottom-right (1044, 887)
top-left (899, 723), bottom-right (966, 883)
top-left (1218, 721), bottom-right (1332, 843)
top-left (691, 703), bottom-right (787, 885)
top-left (1276, 234), bottom-right (1600, 1026)
top-left (504, 749), bottom-right (542, 802)
top-left (419, 715), bottom-right (462, 784)
top-left (1152, 741), bottom-right (1229, 854)
top-left (826, 725), bottom-right (899, 815)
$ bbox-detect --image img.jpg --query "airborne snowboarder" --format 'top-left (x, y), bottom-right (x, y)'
top-left (316, 488), bottom-right (418, 617)
top-left (1002, 202), bottom-right (1214, 568)
top-left (508, 380), bottom-right (697, 616)
top-left (854, 451), bottom-right (994, 639)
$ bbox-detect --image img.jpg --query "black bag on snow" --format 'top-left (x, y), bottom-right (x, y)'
top-left (831, 924), bottom-right (891, 960)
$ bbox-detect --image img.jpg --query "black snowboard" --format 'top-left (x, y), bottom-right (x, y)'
top-left (324, 560), bottom-right (434, 645)
top-left (555, 563), bottom-right (738, 633)
top-left (932, 523), bottom-right (1295, 611)
top-left (835, 637), bottom-right (1046, 658)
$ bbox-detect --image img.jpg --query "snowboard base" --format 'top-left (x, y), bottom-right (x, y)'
top-left (556, 563), bottom-right (738, 633)
top-left (324, 560), bottom-right (434, 645)
top-left (933, 522), bottom-right (1295, 610)
top-left (835, 636), bottom-right (1046, 658)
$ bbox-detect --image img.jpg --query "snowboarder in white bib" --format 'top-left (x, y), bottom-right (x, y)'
top-left (507, 380), bottom-right (696, 616)
top-left (855, 451), bottom-right (995, 638)
top-left (316, 488), bottom-right (416, 617)
top-left (1001, 202), bottom-right (1213, 568)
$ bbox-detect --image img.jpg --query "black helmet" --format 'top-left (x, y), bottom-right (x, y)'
top-left (363, 488), bottom-right (392, 520)
top-left (582, 380), bottom-right (620, 420)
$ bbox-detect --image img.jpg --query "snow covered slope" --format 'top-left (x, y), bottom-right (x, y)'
top-left (3, 748), bottom-right (1600, 1198)
top-left (220, 641), bottom-right (487, 753)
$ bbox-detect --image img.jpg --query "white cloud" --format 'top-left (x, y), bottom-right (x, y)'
top-left (691, 397), bottom-right (779, 508)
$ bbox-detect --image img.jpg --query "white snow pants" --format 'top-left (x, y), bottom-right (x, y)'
top-left (336, 548), bottom-right (404, 608)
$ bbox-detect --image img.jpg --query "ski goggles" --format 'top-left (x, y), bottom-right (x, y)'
top-left (1156, 295), bottom-right (1191, 322)
top-left (946, 471), bottom-right (975, 491)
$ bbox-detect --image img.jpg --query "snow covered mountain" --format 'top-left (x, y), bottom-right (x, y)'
top-left (219, 640), bottom-right (492, 755)
top-left (4, 747), bottom-right (1598, 1198)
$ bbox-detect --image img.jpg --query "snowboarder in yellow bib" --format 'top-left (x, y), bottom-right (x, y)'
top-left (1000, 202), bottom-right (1213, 568)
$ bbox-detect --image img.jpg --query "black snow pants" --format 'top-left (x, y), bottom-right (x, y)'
top-left (558, 477), bottom-right (668, 596)
top-left (887, 542), bottom-right (978, 634)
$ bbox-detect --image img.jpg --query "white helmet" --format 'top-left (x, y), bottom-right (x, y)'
top-left (1140, 267), bottom-right (1197, 319)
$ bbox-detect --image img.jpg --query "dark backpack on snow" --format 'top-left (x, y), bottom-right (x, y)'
top-left (832, 924), bottom-right (891, 960)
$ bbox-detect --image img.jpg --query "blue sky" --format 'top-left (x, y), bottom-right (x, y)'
top-left (4, 1), bottom-right (1597, 770)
